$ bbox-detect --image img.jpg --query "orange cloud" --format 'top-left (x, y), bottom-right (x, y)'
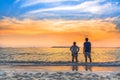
top-left (0, 18), bottom-right (120, 47)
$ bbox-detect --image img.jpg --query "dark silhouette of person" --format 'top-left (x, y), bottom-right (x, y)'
top-left (70, 42), bottom-right (79, 62)
top-left (83, 38), bottom-right (92, 63)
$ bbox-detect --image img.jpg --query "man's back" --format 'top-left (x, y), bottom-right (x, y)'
top-left (70, 45), bottom-right (79, 53)
top-left (83, 38), bottom-right (92, 63)
top-left (84, 42), bottom-right (91, 52)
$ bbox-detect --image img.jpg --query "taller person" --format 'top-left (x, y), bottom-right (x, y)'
top-left (83, 38), bottom-right (92, 63)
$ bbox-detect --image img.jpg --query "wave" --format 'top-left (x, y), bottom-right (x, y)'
top-left (0, 61), bottom-right (120, 66)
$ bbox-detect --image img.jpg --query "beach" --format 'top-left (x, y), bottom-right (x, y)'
top-left (0, 48), bottom-right (120, 80)
top-left (0, 63), bottom-right (120, 80)
top-left (0, 69), bottom-right (120, 80)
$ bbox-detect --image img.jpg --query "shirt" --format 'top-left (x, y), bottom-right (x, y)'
top-left (70, 45), bottom-right (79, 53)
top-left (84, 42), bottom-right (91, 52)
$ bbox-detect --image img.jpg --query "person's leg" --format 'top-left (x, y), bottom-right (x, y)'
top-left (75, 56), bottom-right (78, 62)
top-left (72, 55), bottom-right (74, 62)
top-left (85, 58), bottom-right (87, 63)
top-left (84, 52), bottom-right (87, 63)
top-left (89, 53), bottom-right (92, 63)
top-left (89, 56), bottom-right (92, 63)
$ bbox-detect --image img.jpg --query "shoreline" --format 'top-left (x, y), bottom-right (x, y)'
top-left (0, 61), bottom-right (120, 66)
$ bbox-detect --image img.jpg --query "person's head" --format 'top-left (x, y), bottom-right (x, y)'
top-left (85, 38), bottom-right (89, 42)
top-left (73, 42), bottom-right (76, 45)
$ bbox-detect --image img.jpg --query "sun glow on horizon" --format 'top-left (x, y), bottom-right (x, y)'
top-left (0, 18), bottom-right (120, 47)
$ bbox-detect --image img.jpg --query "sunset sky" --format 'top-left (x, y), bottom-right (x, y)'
top-left (0, 0), bottom-right (120, 47)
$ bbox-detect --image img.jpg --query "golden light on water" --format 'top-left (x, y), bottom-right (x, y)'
top-left (1, 48), bottom-right (119, 62)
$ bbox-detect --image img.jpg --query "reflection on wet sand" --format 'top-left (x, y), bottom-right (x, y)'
top-left (72, 65), bottom-right (78, 71)
top-left (85, 65), bottom-right (92, 71)
top-left (72, 64), bottom-right (92, 71)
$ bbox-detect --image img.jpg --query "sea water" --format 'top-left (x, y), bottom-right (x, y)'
top-left (0, 47), bottom-right (120, 62)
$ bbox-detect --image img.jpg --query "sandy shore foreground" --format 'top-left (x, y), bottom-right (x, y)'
top-left (0, 61), bottom-right (120, 80)
top-left (0, 70), bottom-right (120, 80)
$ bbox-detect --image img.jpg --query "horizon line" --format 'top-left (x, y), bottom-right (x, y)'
top-left (0, 46), bottom-right (120, 48)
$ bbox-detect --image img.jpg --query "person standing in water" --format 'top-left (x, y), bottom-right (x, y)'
top-left (70, 42), bottom-right (80, 62)
top-left (83, 38), bottom-right (92, 63)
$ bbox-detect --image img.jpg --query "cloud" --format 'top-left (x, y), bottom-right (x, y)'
top-left (0, 27), bottom-right (14, 30)
top-left (0, 17), bottom-right (120, 47)
top-left (114, 18), bottom-right (120, 30)
top-left (14, 0), bottom-right (20, 3)
top-left (27, 0), bottom-right (106, 14)
top-left (21, 0), bottom-right (120, 20)
top-left (103, 16), bottom-right (120, 30)
top-left (1, 17), bottom-right (120, 36)
top-left (21, 0), bottom-right (79, 7)
top-left (0, 17), bottom-right (118, 34)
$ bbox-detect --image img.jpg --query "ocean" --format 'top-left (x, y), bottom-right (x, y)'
top-left (0, 47), bottom-right (120, 62)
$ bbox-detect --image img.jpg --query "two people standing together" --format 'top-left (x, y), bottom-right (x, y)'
top-left (70, 38), bottom-right (92, 63)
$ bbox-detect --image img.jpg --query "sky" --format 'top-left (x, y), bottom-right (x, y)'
top-left (0, 0), bottom-right (120, 47)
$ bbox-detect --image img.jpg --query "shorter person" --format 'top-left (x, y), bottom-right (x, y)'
top-left (70, 42), bottom-right (80, 62)
top-left (83, 38), bottom-right (92, 63)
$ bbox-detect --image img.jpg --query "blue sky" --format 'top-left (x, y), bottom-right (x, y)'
top-left (0, 0), bottom-right (120, 29)
top-left (0, 0), bottom-right (120, 20)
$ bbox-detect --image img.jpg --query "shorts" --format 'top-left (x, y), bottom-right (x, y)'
top-left (72, 53), bottom-right (78, 57)
top-left (84, 52), bottom-right (91, 58)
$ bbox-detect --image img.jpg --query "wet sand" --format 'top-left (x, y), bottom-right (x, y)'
top-left (1, 65), bottom-right (120, 72)
top-left (0, 65), bottom-right (120, 80)
top-left (0, 61), bottom-right (120, 80)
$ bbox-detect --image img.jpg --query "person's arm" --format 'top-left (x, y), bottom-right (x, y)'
top-left (70, 46), bottom-right (72, 52)
top-left (90, 42), bottom-right (91, 53)
top-left (77, 46), bottom-right (80, 52)
top-left (83, 43), bottom-right (85, 54)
